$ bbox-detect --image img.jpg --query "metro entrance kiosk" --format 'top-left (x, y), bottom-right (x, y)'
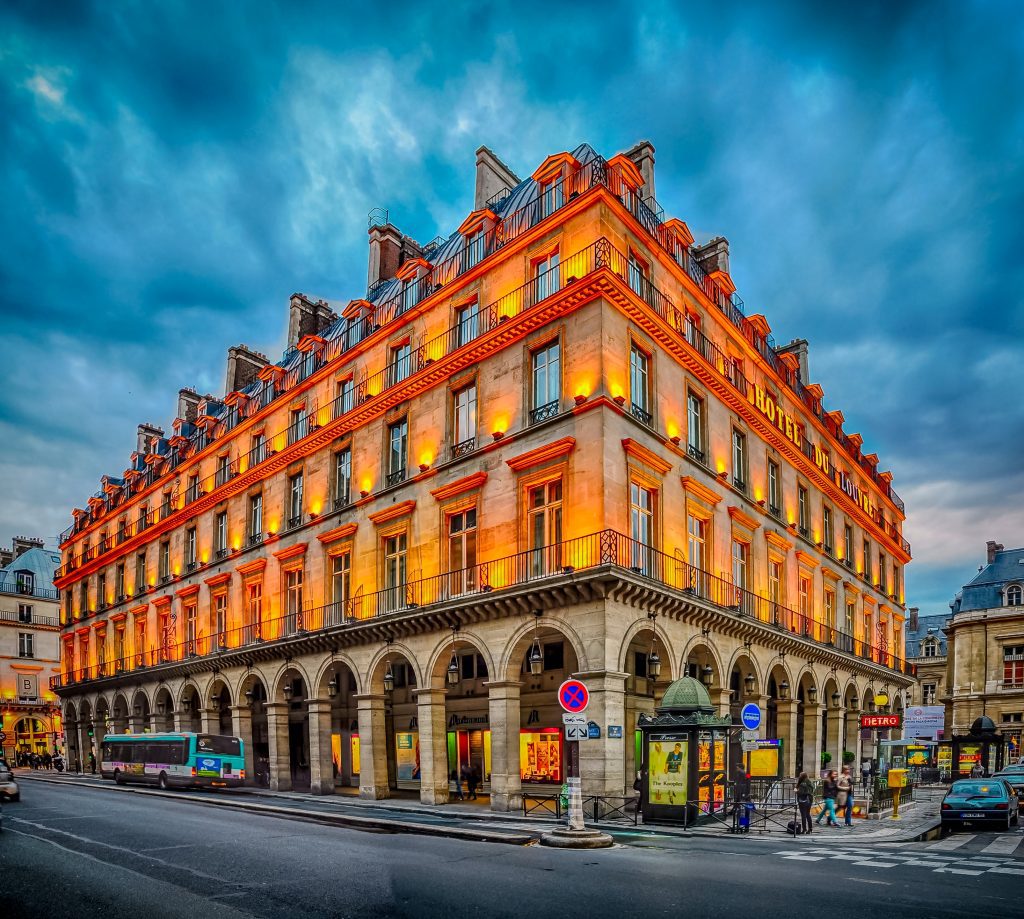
top-left (638, 676), bottom-right (734, 826)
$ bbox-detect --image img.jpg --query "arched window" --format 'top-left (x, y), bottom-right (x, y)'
top-left (1007, 584), bottom-right (1023, 607)
top-left (922, 638), bottom-right (938, 658)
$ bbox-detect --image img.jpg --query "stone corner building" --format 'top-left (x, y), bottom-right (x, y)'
top-left (52, 141), bottom-right (913, 808)
top-left (945, 540), bottom-right (1024, 760)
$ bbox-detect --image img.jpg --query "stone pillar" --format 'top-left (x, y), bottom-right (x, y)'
top-left (413, 688), bottom-right (449, 805)
top-left (172, 708), bottom-right (186, 732)
top-left (308, 698), bottom-right (335, 795)
top-left (754, 694), bottom-right (770, 734)
top-left (230, 705), bottom-right (255, 784)
top-left (93, 722), bottom-right (107, 771)
top-left (802, 704), bottom-right (825, 775)
top-left (826, 706), bottom-right (845, 771)
top-left (776, 700), bottom-right (800, 778)
top-left (712, 688), bottom-right (733, 717)
top-left (576, 671), bottom-right (629, 796)
top-left (486, 680), bottom-right (522, 812)
top-left (148, 713), bottom-right (162, 733)
top-left (199, 708), bottom-right (219, 736)
top-left (265, 702), bottom-right (291, 792)
top-left (845, 711), bottom-right (863, 770)
top-left (355, 694), bottom-right (390, 800)
top-left (624, 692), bottom-right (656, 793)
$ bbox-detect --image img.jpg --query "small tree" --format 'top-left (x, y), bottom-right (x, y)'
top-left (821, 751), bottom-right (833, 768)
top-left (842, 750), bottom-right (856, 765)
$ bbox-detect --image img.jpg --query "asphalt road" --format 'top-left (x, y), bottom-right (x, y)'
top-left (1, 781), bottom-right (1020, 919)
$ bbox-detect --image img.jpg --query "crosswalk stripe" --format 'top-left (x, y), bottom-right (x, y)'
top-left (979, 835), bottom-right (1024, 856)
top-left (927, 834), bottom-right (975, 850)
top-left (989, 866), bottom-right (1024, 875)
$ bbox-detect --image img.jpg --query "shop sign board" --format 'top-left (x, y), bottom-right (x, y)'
top-left (860, 714), bottom-right (901, 729)
top-left (558, 679), bottom-right (589, 714)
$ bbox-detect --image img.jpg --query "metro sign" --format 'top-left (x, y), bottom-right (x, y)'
top-left (861, 713), bottom-right (901, 729)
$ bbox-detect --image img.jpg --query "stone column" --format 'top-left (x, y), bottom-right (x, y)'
top-left (754, 694), bottom-right (770, 734)
top-left (826, 705), bottom-right (846, 769)
top-left (624, 692), bottom-right (656, 793)
top-left (801, 704), bottom-right (825, 775)
top-left (576, 670), bottom-right (629, 796)
top-left (486, 680), bottom-right (522, 812)
top-left (308, 698), bottom-right (335, 795)
top-left (198, 707), bottom-right (219, 736)
top-left (776, 700), bottom-right (800, 778)
top-left (93, 722), bottom-right (107, 771)
top-left (413, 688), bottom-right (449, 806)
top-left (172, 708), bottom-right (186, 732)
top-left (712, 688), bottom-right (733, 717)
top-left (265, 702), bottom-right (291, 792)
top-left (355, 694), bottom-right (390, 800)
top-left (845, 711), bottom-right (863, 770)
top-left (230, 705), bottom-right (255, 784)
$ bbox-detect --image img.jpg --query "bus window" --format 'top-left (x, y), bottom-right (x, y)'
top-left (197, 735), bottom-right (241, 757)
top-left (133, 743), bottom-right (149, 764)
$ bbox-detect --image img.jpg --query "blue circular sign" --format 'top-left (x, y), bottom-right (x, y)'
top-left (740, 703), bottom-right (762, 731)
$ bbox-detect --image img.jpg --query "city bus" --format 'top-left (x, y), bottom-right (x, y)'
top-left (99, 732), bottom-right (245, 789)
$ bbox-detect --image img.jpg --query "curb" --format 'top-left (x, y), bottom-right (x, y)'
top-left (17, 774), bottom-right (535, 846)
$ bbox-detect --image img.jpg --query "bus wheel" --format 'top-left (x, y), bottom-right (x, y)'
top-left (114, 770), bottom-right (124, 785)
top-left (158, 772), bottom-right (170, 791)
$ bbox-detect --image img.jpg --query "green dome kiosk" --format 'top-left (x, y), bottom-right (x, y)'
top-left (637, 676), bottom-right (734, 826)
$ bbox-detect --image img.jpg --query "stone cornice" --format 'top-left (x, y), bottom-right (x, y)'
top-left (506, 437), bottom-right (576, 472)
top-left (430, 471), bottom-right (488, 503)
top-left (680, 476), bottom-right (723, 506)
top-left (621, 438), bottom-right (673, 475)
top-left (368, 500), bottom-right (416, 526)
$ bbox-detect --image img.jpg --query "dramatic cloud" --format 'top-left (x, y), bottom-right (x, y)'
top-left (1, 0), bottom-right (1021, 610)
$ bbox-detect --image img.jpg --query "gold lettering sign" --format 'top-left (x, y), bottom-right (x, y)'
top-left (747, 385), bottom-right (802, 449)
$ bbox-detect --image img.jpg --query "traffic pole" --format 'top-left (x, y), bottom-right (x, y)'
top-left (567, 738), bottom-right (584, 831)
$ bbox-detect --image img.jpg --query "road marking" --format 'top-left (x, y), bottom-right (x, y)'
top-left (934, 867), bottom-right (984, 875)
top-left (988, 866), bottom-right (1024, 875)
top-left (850, 861), bottom-right (899, 868)
top-left (845, 878), bottom-right (891, 885)
top-left (782, 855), bottom-right (826, 861)
top-left (980, 835), bottom-right (1024, 856)
top-left (927, 835), bottom-right (975, 850)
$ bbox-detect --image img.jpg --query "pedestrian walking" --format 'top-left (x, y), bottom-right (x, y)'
top-left (837, 766), bottom-right (854, 827)
top-left (450, 768), bottom-right (464, 801)
top-left (467, 763), bottom-right (480, 801)
top-left (861, 760), bottom-right (871, 791)
top-left (460, 762), bottom-right (474, 800)
top-left (816, 770), bottom-right (839, 827)
top-left (970, 761), bottom-right (984, 778)
top-left (88, 751), bottom-right (96, 775)
top-left (796, 771), bottom-right (814, 835)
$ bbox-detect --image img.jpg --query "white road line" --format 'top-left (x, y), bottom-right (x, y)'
top-left (927, 834), bottom-right (975, 850)
top-left (980, 835), bottom-right (1024, 856)
top-left (783, 855), bottom-right (826, 861)
top-left (988, 866), bottom-right (1024, 875)
top-left (935, 867), bottom-right (984, 875)
top-left (850, 861), bottom-right (900, 868)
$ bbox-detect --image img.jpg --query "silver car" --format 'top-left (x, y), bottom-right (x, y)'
top-left (0, 763), bottom-right (19, 802)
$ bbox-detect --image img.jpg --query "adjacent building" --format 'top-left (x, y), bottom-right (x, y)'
top-left (945, 540), bottom-right (1024, 762)
top-left (52, 141), bottom-right (912, 805)
top-left (0, 537), bottom-right (62, 761)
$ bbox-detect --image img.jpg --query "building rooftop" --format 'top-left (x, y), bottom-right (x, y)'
top-left (906, 612), bottom-right (948, 658)
top-left (0, 545), bottom-right (60, 599)
top-left (952, 542), bottom-right (1024, 613)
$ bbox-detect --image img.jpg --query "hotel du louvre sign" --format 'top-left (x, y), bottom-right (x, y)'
top-left (747, 384), bottom-right (878, 518)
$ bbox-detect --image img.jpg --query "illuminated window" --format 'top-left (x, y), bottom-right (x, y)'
top-left (387, 419), bottom-right (408, 486)
top-left (629, 482), bottom-right (655, 572)
top-left (447, 509), bottom-right (478, 595)
top-left (686, 393), bottom-right (705, 463)
top-left (530, 340), bottom-right (560, 420)
top-left (539, 177), bottom-right (564, 219)
top-left (330, 553), bottom-right (351, 624)
top-left (453, 383), bottom-right (477, 450)
top-left (528, 480), bottom-right (563, 576)
top-left (822, 505), bottom-right (833, 554)
top-left (215, 511), bottom-right (228, 555)
top-left (389, 342), bottom-right (413, 386)
top-left (767, 461), bottom-right (781, 516)
top-left (335, 377), bottom-right (354, 416)
top-left (114, 625), bottom-right (125, 663)
top-left (455, 301), bottom-right (479, 348)
top-left (334, 449), bottom-right (352, 508)
top-left (797, 485), bottom-right (809, 535)
top-left (383, 533), bottom-right (408, 611)
top-left (533, 250), bottom-right (560, 302)
top-left (249, 494), bottom-right (263, 542)
top-left (288, 472), bottom-right (304, 527)
top-left (214, 593), bottom-right (227, 645)
top-left (245, 581), bottom-right (263, 642)
top-left (629, 343), bottom-right (651, 423)
top-left (134, 618), bottom-right (146, 663)
top-left (285, 568), bottom-right (303, 634)
top-left (185, 527), bottom-right (197, 569)
top-left (1007, 585), bottom-right (1023, 607)
top-left (731, 430), bottom-right (747, 491)
top-left (185, 602), bottom-right (198, 653)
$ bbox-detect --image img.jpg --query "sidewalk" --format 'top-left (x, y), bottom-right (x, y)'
top-left (16, 770), bottom-right (942, 845)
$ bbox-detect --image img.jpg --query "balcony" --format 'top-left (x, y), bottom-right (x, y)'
top-left (629, 403), bottom-right (653, 427)
top-left (529, 400), bottom-right (560, 425)
top-left (247, 532), bottom-right (264, 548)
top-left (215, 547), bottom-right (230, 560)
top-left (385, 468), bottom-right (407, 489)
top-left (286, 515), bottom-right (303, 530)
top-left (450, 437), bottom-right (477, 461)
top-left (333, 493), bottom-right (351, 511)
top-left (687, 443), bottom-right (706, 465)
top-left (51, 528), bottom-right (913, 693)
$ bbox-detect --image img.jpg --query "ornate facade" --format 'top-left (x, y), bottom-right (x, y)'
top-left (52, 141), bottom-right (912, 805)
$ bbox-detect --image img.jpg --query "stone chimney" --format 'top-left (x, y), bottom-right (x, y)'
top-left (777, 339), bottom-right (810, 382)
top-left (12, 536), bottom-right (44, 560)
top-left (693, 236), bottom-right (730, 276)
top-left (136, 423), bottom-right (164, 455)
top-left (474, 146), bottom-right (520, 210)
top-left (367, 222), bottom-right (403, 290)
top-left (624, 140), bottom-right (656, 203)
top-left (177, 388), bottom-right (201, 424)
top-left (909, 607), bottom-right (919, 631)
top-left (986, 540), bottom-right (1004, 565)
top-left (287, 294), bottom-right (338, 350)
top-left (225, 345), bottom-right (269, 394)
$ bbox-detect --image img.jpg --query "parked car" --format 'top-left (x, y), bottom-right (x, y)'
top-left (992, 765), bottom-right (1024, 798)
top-left (941, 778), bottom-right (1019, 830)
top-left (0, 763), bottom-right (18, 802)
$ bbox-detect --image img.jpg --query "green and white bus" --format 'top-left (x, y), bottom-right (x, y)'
top-left (100, 732), bottom-right (245, 789)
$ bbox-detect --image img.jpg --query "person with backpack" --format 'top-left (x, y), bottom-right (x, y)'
top-left (816, 770), bottom-right (839, 827)
top-left (796, 771), bottom-right (814, 835)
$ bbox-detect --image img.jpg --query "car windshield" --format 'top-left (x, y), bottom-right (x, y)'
top-left (949, 781), bottom-right (1003, 797)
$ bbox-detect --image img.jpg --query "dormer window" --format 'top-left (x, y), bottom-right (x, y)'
top-left (539, 177), bottom-right (564, 218)
top-left (1008, 584), bottom-right (1023, 607)
top-left (464, 228), bottom-right (485, 269)
top-left (922, 637), bottom-right (939, 658)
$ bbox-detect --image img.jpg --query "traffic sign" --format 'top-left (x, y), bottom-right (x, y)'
top-left (741, 741), bottom-right (758, 753)
top-left (741, 729), bottom-right (758, 742)
top-left (562, 713), bottom-right (586, 727)
top-left (558, 679), bottom-right (590, 714)
top-left (740, 703), bottom-right (762, 731)
top-left (564, 724), bottom-right (588, 741)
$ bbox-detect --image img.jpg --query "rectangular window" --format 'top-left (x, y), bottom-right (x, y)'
top-left (215, 454), bottom-right (230, 487)
top-left (135, 552), bottom-right (146, 592)
top-left (114, 625), bottom-right (125, 664)
top-left (628, 252), bottom-right (647, 297)
top-left (138, 503), bottom-right (149, 532)
top-left (455, 301), bottom-right (479, 348)
top-left (539, 178), bottom-right (564, 219)
top-left (686, 393), bottom-right (705, 463)
top-left (453, 384), bottom-right (477, 451)
top-left (768, 560), bottom-right (782, 608)
top-left (389, 342), bottom-right (413, 387)
top-left (798, 576), bottom-right (811, 619)
top-left (922, 682), bottom-right (937, 705)
top-left (823, 506), bottom-right (834, 554)
top-left (894, 564), bottom-right (902, 600)
top-left (330, 552), bottom-right (351, 624)
top-left (687, 515), bottom-right (706, 572)
top-left (187, 474), bottom-right (200, 504)
top-left (731, 540), bottom-right (748, 592)
top-left (289, 472), bottom-right (304, 527)
top-left (629, 482), bottom-right (655, 573)
top-left (629, 343), bottom-right (651, 424)
top-left (246, 581), bottom-right (263, 642)
top-left (285, 568), bottom-right (303, 634)
top-left (880, 552), bottom-right (889, 593)
top-left (215, 511), bottom-right (228, 555)
top-left (863, 539), bottom-right (872, 580)
top-left (135, 618), bottom-right (147, 665)
top-left (528, 480), bottom-right (563, 576)
top-left (400, 275), bottom-right (419, 314)
top-left (185, 527), bottom-right (197, 569)
top-left (1004, 646), bottom-right (1024, 688)
top-left (214, 593), bottom-right (228, 647)
top-left (249, 493), bottom-right (263, 543)
top-left (289, 407), bottom-right (308, 445)
top-left (843, 524), bottom-right (853, 566)
top-left (97, 571), bottom-right (107, 607)
top-left (160, 492), bottom-right (172, 519)
top-left (845, 600), bottom-right (855, 636)
top-left (185, 602), bottom-right (198, 653)
top-left (731, 430), bottom-right (747, 491)
top-left (335, 377), bottom-right (354, 417)
top-left (18, 632), bottom-right (34, 659)
top-left (533, 250), bottom-right (560, 302)
top-left (387, 419), bottom-right (408, 485)
top-left (116, 562), bottom-right (126, 599)
top-left (334, 449), bottom-right (352, 508)
top-left (824, 587), bottom-right (836, 627)
top-left (530, 340), bottom-right (560, 420)
top-left (447, 508), bottom-right (478, 595)
top-left (384, 533), bottom-right (408, 611)
top-left (798, 485), bottom-right (809, 535)
top-left (251, 432), bottom-right (267, 466)
top-left (767, 461), bottom-right (781, 516)
top-left (464, 229), bottom-right (485, 269)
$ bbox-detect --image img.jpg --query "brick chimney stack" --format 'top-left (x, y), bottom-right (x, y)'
top-left (177, 388), bottom-right (201, 424)
top-left (135, 422), bottom-right (164, 455)
top-left (474, 146), bottom-right (520, 210)
top-left (225, 345), bottom-right (269, 394)
top-left (777, 339), bottom-right (810, 382)
top-left (909, 607), bottom-right (919, 631)
top-left (287, 294), bottom-right (338, 349)
top-left (986, 540), bottom-right (1004, 565)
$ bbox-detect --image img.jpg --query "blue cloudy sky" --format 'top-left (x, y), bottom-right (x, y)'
top-left (1, 1), bottom-right (1021, 609)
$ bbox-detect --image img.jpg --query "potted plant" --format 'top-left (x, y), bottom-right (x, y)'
top-left (821, 751), bottom-right (833, 769)
top-left (842, 750), bottom-right (856, 766)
